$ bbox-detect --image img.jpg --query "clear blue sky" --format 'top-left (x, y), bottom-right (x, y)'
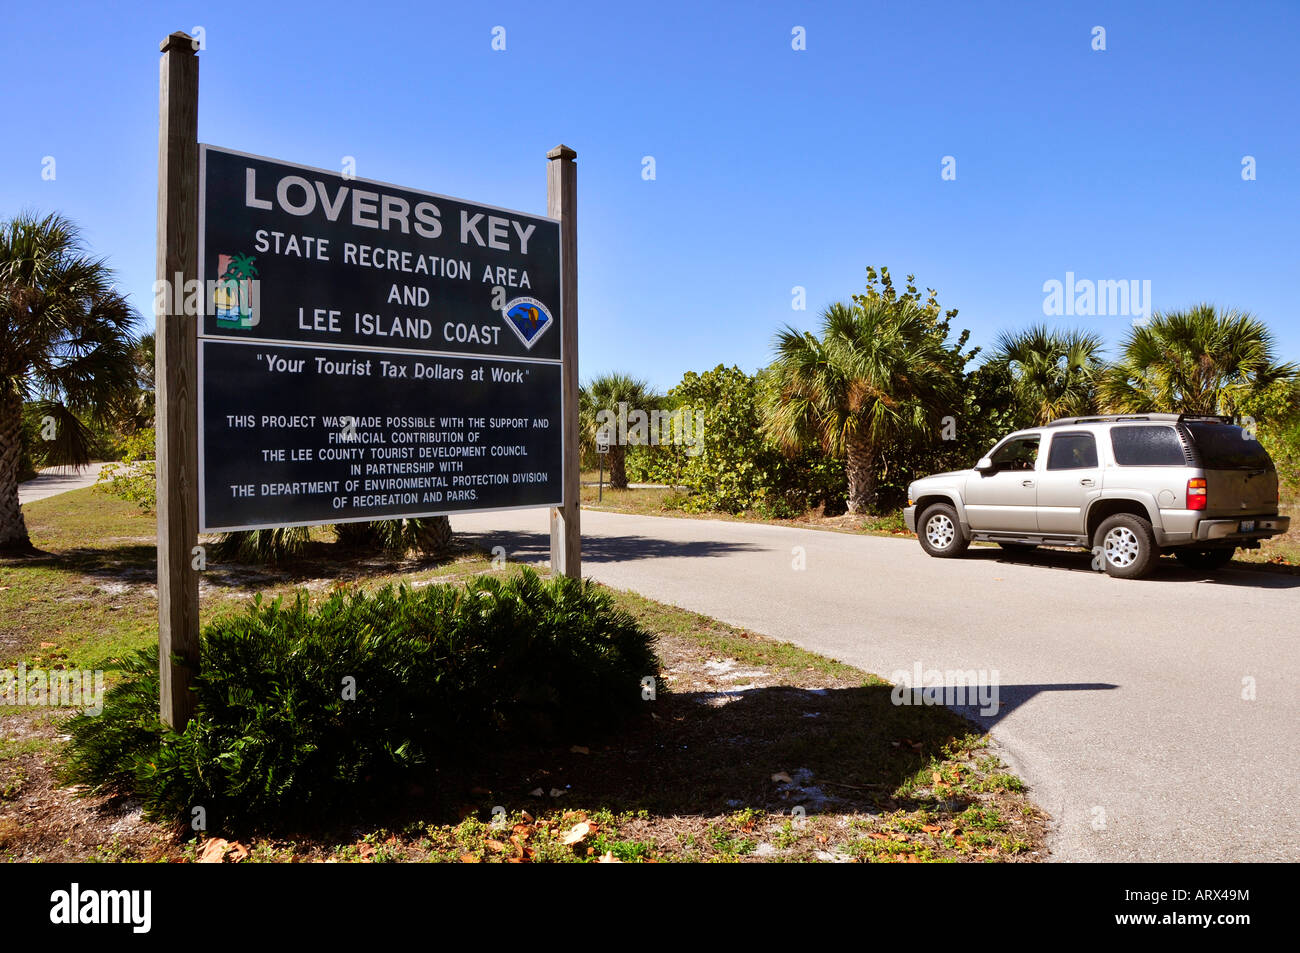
top-left (3, 0), bottom-right (1297, 392)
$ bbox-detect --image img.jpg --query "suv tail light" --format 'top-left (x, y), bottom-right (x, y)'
top-left (1187, 478), bottom-right (1207, 510)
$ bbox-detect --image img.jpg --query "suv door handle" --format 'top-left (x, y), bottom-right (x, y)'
top-left (1021, 480), bottom-right (1035, 487)
top-left (1079, 478), bottom-right (1095, 486)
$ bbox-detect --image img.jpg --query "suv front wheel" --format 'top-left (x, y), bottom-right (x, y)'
top-left (1095, 514), bottom-right (1159, 579)
top-left (918, 503), bottom-right (969, 558)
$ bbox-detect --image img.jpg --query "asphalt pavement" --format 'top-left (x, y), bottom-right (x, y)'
top-left (452, 506), bottom-right (1300, 862)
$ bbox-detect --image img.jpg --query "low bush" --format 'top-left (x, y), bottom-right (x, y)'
top-left (94, 428), bottom-right (157, 511)
top-left (62, 569), bottom-right (660, 827)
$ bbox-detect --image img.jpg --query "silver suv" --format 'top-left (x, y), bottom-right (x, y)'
top-left (903, 414), bottom-right (1291, 578)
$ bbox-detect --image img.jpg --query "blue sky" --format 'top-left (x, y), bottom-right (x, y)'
top-left (2, 0), bottom-right (1297, 392)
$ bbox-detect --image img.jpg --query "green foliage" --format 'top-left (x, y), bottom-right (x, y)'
top-left (653, 364), bottom-right (843, 517)
top-left (1, 213), bottom-right (139, 464)
top-left (333, 516), bottom-right (452, 556)
top-left (986, 324), bottom-right (1106, 426)
top-left (62, 569), bottom-right (661, 826)
top-left (94, 428), bottom-right (157, 511)
top-left (1239, 378), bottom-right (1300, 488)
top-left (763, 267), bottom-right (974, 513)
top-left (1099, 305), bottom-right (1297, 415)
top-left (578, 373), bottom-right (661, 488)
top-left (874, 363), bottom-right (1020, 509)
top-left (211, 526), bottom-right (313, 564)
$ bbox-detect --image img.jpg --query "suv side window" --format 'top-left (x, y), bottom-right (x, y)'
top-left (1110, 425), bottom-right (1186, 466)
top-left (989, 436), bottom-right (1040, 472)
top-left (1047, 432), bottom-right (1098, 470)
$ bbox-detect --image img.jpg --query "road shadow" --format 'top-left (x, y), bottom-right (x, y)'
top-left (453, 529), bottom-right (762, 564)
top-left (895, 681), bottom-right (1120, 729)
top-left (969, 545), bottom-right (1300, 588)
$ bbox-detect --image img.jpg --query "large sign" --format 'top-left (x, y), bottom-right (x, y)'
top-left (197, 146), bottom-right (563, 531)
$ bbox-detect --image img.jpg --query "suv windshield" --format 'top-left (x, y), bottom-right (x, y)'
top-left (1184, 422), bottom-right (1274, 469)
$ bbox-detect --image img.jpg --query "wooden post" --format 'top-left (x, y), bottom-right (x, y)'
top-left (155, 32), bottom-right (200, 728)
top-left (547, 145), bottom-right (580, 579)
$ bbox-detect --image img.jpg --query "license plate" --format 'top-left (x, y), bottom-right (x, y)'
top-left (1239, 520), bottom-right (1256, 532)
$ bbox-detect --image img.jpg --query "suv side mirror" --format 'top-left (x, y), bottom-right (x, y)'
top-left (975, 457), bottom-right (995, 473)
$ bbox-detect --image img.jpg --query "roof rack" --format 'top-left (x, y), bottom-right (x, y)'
top-left (1045, 413), bottom-right (1235, 427)
top-left (1044, 414), bottom-right (1176, 427)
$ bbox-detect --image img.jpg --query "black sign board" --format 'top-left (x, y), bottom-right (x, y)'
top-left (197, 146), bottom-right (563, 531)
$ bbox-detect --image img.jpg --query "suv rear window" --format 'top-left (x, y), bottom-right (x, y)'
top-left (1110, 426), bottom-right (1186, 466)
top-left (1184, 422), bottom-right (1274, 469)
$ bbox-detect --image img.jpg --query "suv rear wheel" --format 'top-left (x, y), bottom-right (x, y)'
top-left (1174, 548), bottom-right (1235, 571)
top-left (918, 503), bottom-right (969, 558)
top-left (1095, 514), bottom-right (1158, 579)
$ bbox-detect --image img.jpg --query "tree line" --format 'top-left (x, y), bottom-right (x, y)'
top-left (586, 267), bottom-right (1299, 516)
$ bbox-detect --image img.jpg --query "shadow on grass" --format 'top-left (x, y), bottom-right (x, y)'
top-left (240, 679), bottom-right (1104, 839)
top-left (0, 540), bottom-right (476, 591)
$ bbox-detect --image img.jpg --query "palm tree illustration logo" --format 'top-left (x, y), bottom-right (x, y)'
top-left (214, 253), bottom-right (258, 328)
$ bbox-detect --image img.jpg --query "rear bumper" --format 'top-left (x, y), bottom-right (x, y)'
top-left (1194, 516), bottom-right (1290, 541)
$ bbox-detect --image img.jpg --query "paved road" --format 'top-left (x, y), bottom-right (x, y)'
top-left (18, 463), bottom-right (109, 504)
top-left (453, 507), bottom-right (1300, 862)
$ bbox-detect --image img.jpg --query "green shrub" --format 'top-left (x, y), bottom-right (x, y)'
top-left (94, 428), bottom-right (157, 511)
top-left (658, 365), bottom-right (845, 517)
top-left (1240, 379), bottom-right (1300, 491)
top-left (62, 569), bottom-right (660, 827)
top-left (210, 526), bottom-right (313, 564)
top-left (333, 517), bottom-right (452, 556)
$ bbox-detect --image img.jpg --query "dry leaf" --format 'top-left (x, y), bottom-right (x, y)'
top-left (549, 788), bottom-right (566, 798)
top-left (561, 821), bottom-right (596, 846)
top-left (227, 841), bottom-right (250, 862)
top-left (596, 851), bottom-right (622, 863)
top-left (771, 771), bottom-right (793, 784)
top-left (197, 838), bottom-right (229, 863)
top-left (569, 745), bottom-right (590, 755)
top-left (459, 853), bottom-right (481, 863)
top-left (921, 824), bottom-right (943, 834)
top-left (485, 839), bottom-right (507, 853)
top-left (528, 787), bottom-right (545, 797)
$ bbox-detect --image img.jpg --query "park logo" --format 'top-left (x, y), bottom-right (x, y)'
top-left (500, 296), bottom-right (553, 349)
top-left (213, 253), bottom-right (259, 328)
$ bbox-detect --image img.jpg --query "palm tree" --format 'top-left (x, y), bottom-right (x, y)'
top-left (109, 331), bottom-right (155, 434)
top-left (986, 325), bottom-right (1106, 425)
top-left (764, 298), bottom-right (961, 514)
top-left (0, 213), bottom-right (137, 553)
top-left (1099, 305), bottom-right (1296, 415)
top-left (578, 373), bottom-right (659, 489)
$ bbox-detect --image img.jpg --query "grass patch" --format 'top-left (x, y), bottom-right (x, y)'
top-left (0, 484), bottom-right (1047, 862)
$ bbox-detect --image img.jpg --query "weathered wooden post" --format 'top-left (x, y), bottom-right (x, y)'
top-left (547, 145), bottom-right (580, 579)
top-left (155, 32), bottom-right (200, 728)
